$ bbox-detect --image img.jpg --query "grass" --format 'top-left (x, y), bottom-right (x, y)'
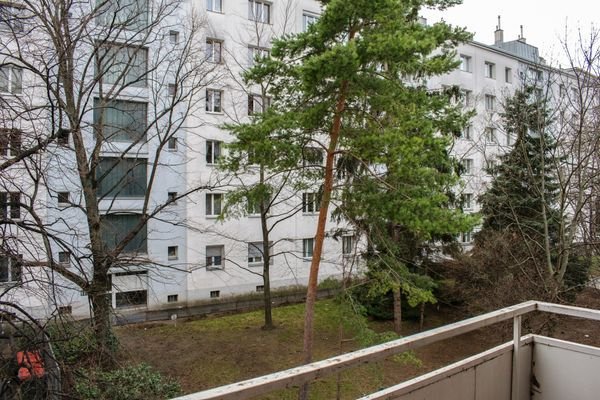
top-left (115, 298), bottom-right (504, 399)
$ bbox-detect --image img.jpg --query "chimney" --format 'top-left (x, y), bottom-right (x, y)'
top-left (494, 15), bottom-right (504, 45)
top-left (518, 25), bottom-right (526, 43)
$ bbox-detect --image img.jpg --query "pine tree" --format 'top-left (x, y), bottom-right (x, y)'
top-left (228, 1), bottom-right (473, 397)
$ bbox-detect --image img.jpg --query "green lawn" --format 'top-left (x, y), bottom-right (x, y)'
top-left (116, 299), bottom-right (501, 399)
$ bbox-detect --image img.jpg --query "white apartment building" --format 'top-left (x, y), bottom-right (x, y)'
top-left (429, 22), bottom-right (577, 245)
top-left (0, 0), bottom-right (355, 320)
top-left (0, 4), bottom-right (577, 321)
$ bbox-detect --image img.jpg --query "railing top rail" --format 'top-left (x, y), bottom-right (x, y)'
top-left (172, 301), bottom-right (538, 400)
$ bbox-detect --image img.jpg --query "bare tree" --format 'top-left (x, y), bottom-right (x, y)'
top-left (0, 0), bottom-right (218, 357)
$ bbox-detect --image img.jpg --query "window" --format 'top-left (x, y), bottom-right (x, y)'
top-left (302, 192), bottom-right (320, 213)
top-left (0, 192), bottom-right (21, 219)
top-left (460, 231), bottom-right (473, 243)
top-left (169, 30), bottom-right (179, 44)
top-left (462, 193), bottom-right (473, 210)
top-left (342, 235), bottom-right (354, 255)
top-left (206, 89), bottom-right (222, 113)
top-left (206, 140), bottom-right (221, 164)
top-left (167, 192), bottom-right (177, 203)
top-left (0, 129), bottom-right (21, 156)
top-left (505, 132), bottom-right (512, 146)
top-left (206, 245), bottom-right (224, 270)
top-left (96, 0), bottom-right (148, 31)
top-left (168, 83), bottom-right (176, 97)
top-left (248, 0), bottom-right (270, 23)
top-left (167, 137), bottom-right (177, 150)
top-left (57, 128), bottom-right (70, 146)
top-left (485, 127), bottom-right (497, 143)
top-left (256, 285), bottom-right (264, 292)
top-left (461, 159), bottom-right (473, 175)
top-left (93, 99), bottom-right (147, 142)
top-left (248, 241), bottom-right (272, 265)
top-left (206, 39), bottom-right (222, 63)
top-left (96, 45), bottom-right (148, 88)
top-left (461, 90), bottom-right (472, 107)
top-left (0, 4), bottom-right (24, 32)
top-left (167, 294), bottom-right (178, 303)
top-left (210, 290), bottom-right (220, 298)
top-left (302, 238), bottom-right (314, 259)
top-left (486, 159), bottom-right (498, 174)
top-left (100, 214), bottom-right (147, 253)
top-left (0, 66), bottom-right (22, 94)
top-left (528, 68), bottom-right (543, 82)
top-left (206, 0), bottom-right (222, 12)
top-left (484, 94), bottom-right (496, 111)
top-left (248, 46), bottom-right (269, 66)
top-left (248, 94), bottom-right (270, 115)
top-left (0, 255), bottom-right (22, 283)
top-left (302, 147), bottom-right (324, 167)
top-left (58, 306), bottom-right (72, 315)
top-left (57, 191), bottom-right (69, 205)
top-left (58, 251), bottom-right (70, 265)
top-left (484, 62), bottom-right (495, 79)
top-left (168, 246), bottom-right (178, 260)
top-left (97, 157), bottom-right (147, 198)
top-left (116, 290), bottom-right (147, 308)
top-left (462, 124), bottom-right (472, 140)
top-left (459, 55), bottom-right (471, 72)
top-left (206, 193), bottom-right (223, 216)
top-left (505, 67), bottom-right (512, 83)
top-left (302, 12), bottom-right (318, 32)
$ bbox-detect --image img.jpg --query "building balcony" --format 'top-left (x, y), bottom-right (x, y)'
top-left (170, 301), bottom-right (600, 400)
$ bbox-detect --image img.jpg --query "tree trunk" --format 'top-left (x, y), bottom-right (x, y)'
top-left (260, 169), bottom-right (274, 330)
top-left (299, 80), bottom-right (350, 400)
top-left (89, 285), bottom-right (115, 365)
top-left (393, 287), bottom-right (402, 335)
top-left (262, 256), bottom-right (274, 330)
top-left (419, 302), bottom-right (425, 331)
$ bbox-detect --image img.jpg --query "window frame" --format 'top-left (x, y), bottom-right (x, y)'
top-left (0, 66), bottom-right (22, 94)
top-left (206, 245), bottom-right (224, 270)
top-left (206, 140), bottom-right (222, 165)
top-left (205, 89), bottom-right (223, 113)
top-left (484, 94), bottom-right (496, 111)
top-left (302, 192), bottom-right (320, 214)
top-left (342, 235), bottom-right (354, 256)
top-left (459, 54), bottom-right (472, 73)
top-left (206, 193), bottom-right (223, 217)
top-left (484, 62), bottom-right (496, 79)
top-left (302, 11), bottom-right (318, 32)
top-left (206, 0), bottom-right (223, 13)
top-left (248, 0), bottom-right (271, 24)
top-left (96, 43), bottom-right (148, 88)
top-left (206, 38), bottom-right (223, 63)
top-left (302, 238), bottom-right (314, 260)
top-left (0, 254), bottom-right (22, 284)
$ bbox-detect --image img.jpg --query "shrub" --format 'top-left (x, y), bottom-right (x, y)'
top-left (74, 363), bottom-right (181, 400)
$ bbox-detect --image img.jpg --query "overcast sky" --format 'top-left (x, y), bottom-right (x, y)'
top-left (421, 0), bottom-right (598, 66)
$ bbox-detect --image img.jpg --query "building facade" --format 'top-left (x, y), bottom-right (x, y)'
top-left (0, 3), bottom-right (583, 321)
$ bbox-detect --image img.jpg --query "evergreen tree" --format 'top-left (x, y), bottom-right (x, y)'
top-left (228, 1), bottom-right (473, 397)
top-left (479, 87), bottom-right (561, 244)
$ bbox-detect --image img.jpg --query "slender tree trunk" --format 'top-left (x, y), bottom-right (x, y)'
top-left (419, 302), bottom-right (425, 331)
top-left (260, 168), bottom-right (274, 330)
top-left (299, 80), bottom-right (350, 400)
top-left (393, 287), bottom-right (402, 334)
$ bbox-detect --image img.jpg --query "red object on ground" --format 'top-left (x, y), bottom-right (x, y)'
top-left (16, 351), bottom-right (45, 381)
